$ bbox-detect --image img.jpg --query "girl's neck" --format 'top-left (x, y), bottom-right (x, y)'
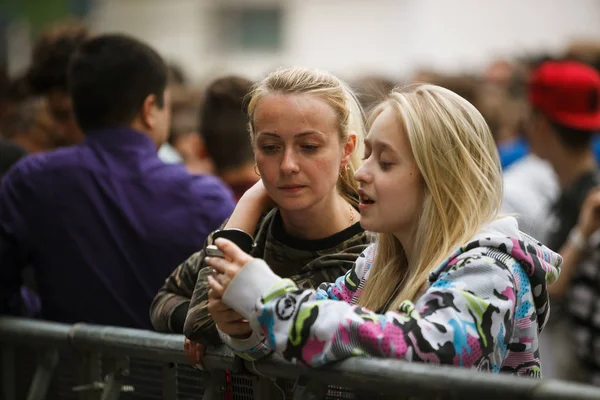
top-left (393, 230), bottom-right (416, 268)
top-left (279, 193), bottom-right (358, 240)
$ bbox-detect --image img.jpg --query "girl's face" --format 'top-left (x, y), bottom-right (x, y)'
top-left (355, 106), bottom-right (424, 238)
top-left (253, 93), bottom-right (355, 212)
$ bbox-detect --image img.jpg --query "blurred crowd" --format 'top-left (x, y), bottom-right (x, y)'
top-left (2, 20), bottom-right (600, 390)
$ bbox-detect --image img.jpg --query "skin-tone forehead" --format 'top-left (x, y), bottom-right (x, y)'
top-left (253, 93), bottom-right (339, 139)
top-left (365, 106), bottom-right (403, 153)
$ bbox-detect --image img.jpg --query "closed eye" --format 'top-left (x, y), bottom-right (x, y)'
top-left (301, 144), bottom-right (319, 153)
top-left (379, 161), bottom-right (393, 170)
top-left (260, 145), bottom-right (280, 153)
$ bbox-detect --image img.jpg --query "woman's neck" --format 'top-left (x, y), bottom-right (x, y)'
top-left (279, 194), bottom-right (358, 240)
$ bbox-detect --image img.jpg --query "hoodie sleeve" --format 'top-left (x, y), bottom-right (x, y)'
top-left (217, 247), bottom-right (372, 360)
top-left (224, 248), bottom-right (518, 368)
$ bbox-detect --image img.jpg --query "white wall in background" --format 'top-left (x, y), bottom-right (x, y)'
top-left (89, 0), bottom-right (600, 82)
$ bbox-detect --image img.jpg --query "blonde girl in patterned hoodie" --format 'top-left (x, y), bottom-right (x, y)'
top-left (206, 84), bottom-right (562, 376)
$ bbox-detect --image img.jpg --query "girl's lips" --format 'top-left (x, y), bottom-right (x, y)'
top-left (358, 201), bottom-right (374, 210)
top-left (279, 185), bottom-right (306, 193)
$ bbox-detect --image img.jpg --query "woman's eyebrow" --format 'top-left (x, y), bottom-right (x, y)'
top-left (257, 131), bottom-right (326, 138)
top-left (365, 138), bottom-right (396, 153)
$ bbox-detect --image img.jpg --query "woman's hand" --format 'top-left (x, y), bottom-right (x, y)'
top-left (183, 338), bottom-right (206, 367)
top-left (577, 186), bottom-right (600, 239)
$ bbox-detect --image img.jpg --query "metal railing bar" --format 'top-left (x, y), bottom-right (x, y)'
top-left (162, 362), bottom-right (177, 400)
top-left (201, 370), bottom-right (226, 400)
top-left (70, 324), bottom-right (186, 363)
top-left (1, 346), bottom-right (16, 400)
top-left (2, 317), bottom-right (600, 400)
top-left (0, 318), bottom-right (71, 349)
top-left (243, 357), bottom-right (533, 400)
top-left (26, 349), bottom-right (59, 400)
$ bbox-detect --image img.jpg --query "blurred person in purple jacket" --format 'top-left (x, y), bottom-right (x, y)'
top-left (0, 34), bottom-right (235, 329)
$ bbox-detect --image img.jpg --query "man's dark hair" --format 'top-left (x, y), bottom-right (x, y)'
top-left (27, 22), bottom-right (90, 94)
top-left (533, 108), bottom-right (595, 151)
top-left (551, 120), bottom-right (595, 152)
top-left (200, 76), bottom-right (254, 172)
top-left (68, 34), bottom-right (167, 132)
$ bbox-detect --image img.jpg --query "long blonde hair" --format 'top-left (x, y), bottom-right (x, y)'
top-left (246, 67), bottom-right (366, 207)
top-left (357, 84), bottom-right (503, 312)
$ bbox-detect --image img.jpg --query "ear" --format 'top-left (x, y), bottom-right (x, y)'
top-left (140, 94), bottom-right (159, 130)
top-left (341, 133), bottom-right (357, 168)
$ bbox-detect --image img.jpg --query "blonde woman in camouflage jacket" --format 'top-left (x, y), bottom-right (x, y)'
top-left (149, 67), bottom-right (371, 363)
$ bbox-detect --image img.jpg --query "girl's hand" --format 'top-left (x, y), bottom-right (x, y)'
top-left (206, 238), bottom-right (253, 294)
top-left (206, 284), bottom-right (252, 338)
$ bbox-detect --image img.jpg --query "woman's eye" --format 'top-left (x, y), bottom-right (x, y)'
top-left (301, 145), bottom-right (319, 152)
top-left (379, 161), bottom-right (393, 170)
top-left (261, 145), bottom-right (279, 153)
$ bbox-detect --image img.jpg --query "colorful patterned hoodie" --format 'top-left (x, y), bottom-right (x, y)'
top-left (221, 217), bottom-right (562, 376)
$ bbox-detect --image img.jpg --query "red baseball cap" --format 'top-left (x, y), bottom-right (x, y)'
top-left (528, 61), bottom-right (600, 131)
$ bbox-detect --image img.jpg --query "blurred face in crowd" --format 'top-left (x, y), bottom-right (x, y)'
top-left (252, 93), bottom-right (354, 212)
top-left (155, 90), bottom-right (172, 147)
top-left (139, 89), bottom-right (172, 148)
top-left (2, 97), bottom-right (64, 153)
top-left (524, 108), bottom-right (551, 159)
top-left (355, 106), bottom-right (424, 237)
top-left (33, 99), bottom-right (66, 151)
top-left (47, 90), bottom-right (83, 146)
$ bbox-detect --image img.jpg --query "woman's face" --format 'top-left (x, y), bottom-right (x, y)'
top-left (355, 106), bottom-right (424, 238)
top-left (252, 93), bottom-right (354, 211)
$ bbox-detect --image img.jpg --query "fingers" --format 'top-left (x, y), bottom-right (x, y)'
top-left (207, 276), bottom-right (225, 298)
top-left (205, 255), bottom-right (232, 275)
top-left (195, 343), bottom-right (206, 365)
top-left (212, 271), bottom-right (232, 289)
top-left (208, 302), bottom-right (245, 324)
top-left (215, 310), bottom-right (246, 323)
top-left (216, 321), bottom-right (253, 338)
top-left (184, 339), bottom-right (197, 365)
top-left (207, 297), bottom-right (231, 313)
top-left (184, 338), bottom-right (206, 367)
top-left (585, 186), bottom-right (600, 206)
top-left (583, 188), bottom-right (600, 217)
top-left (214, 238), bottom-right (253, 265)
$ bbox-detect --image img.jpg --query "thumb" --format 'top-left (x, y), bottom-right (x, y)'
top-left (214, 238), bottom-right (252, 265)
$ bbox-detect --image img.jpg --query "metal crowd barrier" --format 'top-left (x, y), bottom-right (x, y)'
top-left (2, 317), bottom-right (600, 400)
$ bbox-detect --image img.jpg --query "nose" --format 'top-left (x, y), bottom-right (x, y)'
top-left (354, 163), bottom-right (371, 184)
top-left (280, 148), bottom-right (300, 174)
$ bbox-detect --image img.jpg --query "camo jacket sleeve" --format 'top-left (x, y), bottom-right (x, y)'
top-left (149, 251), bottom-right (206, 334)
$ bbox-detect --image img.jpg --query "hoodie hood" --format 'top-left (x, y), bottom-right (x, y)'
top-left (429, 217), bottom-right (562, 331)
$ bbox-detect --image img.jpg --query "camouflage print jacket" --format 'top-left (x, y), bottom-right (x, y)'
top-left (149, 208), bottom-right (371, 344)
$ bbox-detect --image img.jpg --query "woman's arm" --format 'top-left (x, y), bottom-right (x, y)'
top-left (150, 252), bottom-right (204, 333)
top-left (223, 180), bottom-right (274, 234)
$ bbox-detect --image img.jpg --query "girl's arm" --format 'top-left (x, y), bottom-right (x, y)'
top-left (224, 249), bottom-right (517, 368)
